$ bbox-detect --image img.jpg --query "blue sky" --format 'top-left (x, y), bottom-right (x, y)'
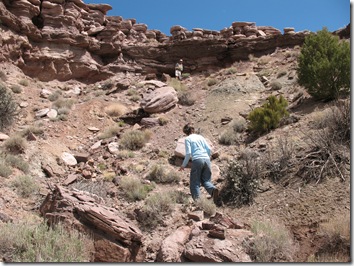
top-left (83, 0), bottom-right (350, 36)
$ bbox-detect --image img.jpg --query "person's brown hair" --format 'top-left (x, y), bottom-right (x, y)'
top-left (183, 123), bottom-right (194, 135)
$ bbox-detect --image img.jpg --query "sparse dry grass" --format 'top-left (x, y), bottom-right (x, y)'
top-left (195, 196), bottom-right (216, 216)
top-left (0, 221), bottom-right (93, 262)
top-left (10, 175), bottom-right (39, 198)
top-left (307, 213), bottom-right (350, 262)
top-left (298, 99), bottom-right (350, 183)
top-left (137, 191), bottom-right (176, 228)
top-left (3, 135), bottom-right (28, 154)
top-left (20, 125), bottom-right (44, 138)
top-left (4, 154), bottom-right (29, 173)
top-left (244, 218), bottom-right (297, 262)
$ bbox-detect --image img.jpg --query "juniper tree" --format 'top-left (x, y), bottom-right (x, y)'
top-left (0, 84), bottom-right (17, 130)
top-left (297, 28), bottom-right (350, 101)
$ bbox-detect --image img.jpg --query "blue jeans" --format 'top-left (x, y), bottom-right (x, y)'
top-left (189, 158), bottom-right (215, 200)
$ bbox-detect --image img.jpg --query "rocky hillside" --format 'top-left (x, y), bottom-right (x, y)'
top-left (0, 0), bottom-right (351, 263)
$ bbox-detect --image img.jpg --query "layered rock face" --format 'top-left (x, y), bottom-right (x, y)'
top-left (39, 185), bottom-right (145, 262)
top-left (0, 0), bottom-right (348, 83)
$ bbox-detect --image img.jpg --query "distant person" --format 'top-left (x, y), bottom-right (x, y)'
top-left (179, 123), bottom-right (219, 203)
top-left (175, 59), bottom-right (183, 80)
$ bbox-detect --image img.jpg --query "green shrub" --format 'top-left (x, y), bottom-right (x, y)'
top-left (195, 196), bottom-right (216, 216)
top-left (219, 150), bottom-right (261, 207)
top-left (0, 221), bottom-right (92, 262)
top-left (11, 175), bottom-right (39, 198)
top-left (247, 95), bottom-right (289, 135)
top-left (178, 90), bottom-right (196, 106)
top-left (158, 116), bottom-right (169, 126)
top-left (244, 219), bottom-right (296, 262)
top-left (270, 81), bottom-right (282, 90)
top-left (262, 136), bottom-right (295, 183)
top-left (182, 72), bottom-right (191, 78)
top-left (219, 118), bottom-right (246, 146)
top-left (0, 161), bottom-right (12, 177)
top-left (257, 55), bottom-right (271, 65)
top-left (138, 191), bottom-right (175, 228)
top-left (3, 135), bottom-right (27, 154)
top-left (119, 129), bottom-right (151, 150)
top-left (52, 97), bottom-right (74, 110)
top-left (20, 125), bottom-right (44, 138)
top-left (167, 79), bottom-right (188, 92)
top-left (224, 67), bottom-right (237, 75)
top-left (276, 70), bottom-right (287, 78)
top-left (120, 176), bottom-right (154, 201)
top-left (0, 84), bottom-right (17, 130)
top-left (231, 117), bottom-right (247, 133)
top-left (146, 164), bottom-right (181, 184)
top-left (98, 125), bottom-right (121, 139)
top-left (297, 28), bottom-right (350, 101)
top-left (207, 78), bottom-right (217, 86)
top-left (129, 95), bottom-right (141, 102)
top-left (116, 150), bottom-right (135, 159)
top-left (218, 129), bottom-right (240, 146)
top-left (18, 79), bottom-right (29, 86)
top-left (0, 70), bottom-right (7, 81)
top-left (47, 91), bottom-right (61, 102)
top-left (5, 154), bottom-right (29, 173)
top-left (100, 80), bottom-right (114, 90)
top-left (169, 190), bottom-right (189, 204)
top-left (10, 85), bottom-right (23, 94)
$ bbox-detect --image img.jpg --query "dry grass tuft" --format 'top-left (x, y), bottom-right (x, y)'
top-left (104, 103), bottom-right (128, 117)
top-left (244, 218), bottom-right (297, 262)
top-left (10, 175), bottom-right (39, 198)
top-left (308, 213), bottom-right (351, 262)
top-left (0, 221), bottom-right (93, 262)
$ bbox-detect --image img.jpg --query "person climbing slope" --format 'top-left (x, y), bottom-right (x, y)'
top-left (179, 123), bottom-right (219, 204)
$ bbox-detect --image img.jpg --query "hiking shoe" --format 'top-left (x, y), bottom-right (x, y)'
top-left (212, 188), bottom-right (219, 204)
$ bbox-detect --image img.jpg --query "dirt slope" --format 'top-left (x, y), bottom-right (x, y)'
top-left (0, 46), bottom-right (350, 262)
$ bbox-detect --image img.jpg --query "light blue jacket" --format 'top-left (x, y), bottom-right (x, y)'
top-left (182, 134), bottom-right (211, 168)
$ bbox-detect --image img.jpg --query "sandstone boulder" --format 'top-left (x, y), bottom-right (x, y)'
top-left (140, 86), bottom-right (178, 113)
top-left (39, 185), bottom-right (145, 262)
top-left (156, 226), bottom-right (192, 262)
